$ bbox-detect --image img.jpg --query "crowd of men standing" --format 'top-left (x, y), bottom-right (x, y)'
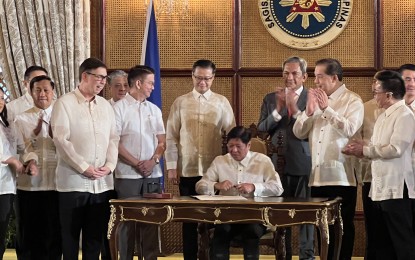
top-left (0, 56), bottom-right (414, 260)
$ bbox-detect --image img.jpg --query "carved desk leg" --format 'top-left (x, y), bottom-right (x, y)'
top-left (317, 208), bottom-right (329, 260)
top-left (198, 223), bottom-right (210, 260)
top-left (333, 205), bottom-right (343, 260)
top-left (108, 205), bottom-right (120, 260)
top-left (275, 227), bottom-right (286, 260)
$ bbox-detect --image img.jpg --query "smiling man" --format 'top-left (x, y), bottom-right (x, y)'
top-left (344, 70), bottom-right (415, 260)
top-left (195, 126), bottom-right (283, 260)
top-left (51, 58), bottom-right (119, 260)
top-left (257, 56), bottom-right (314, 260)
top-left (293, 58), bottom-right (364, 260)
top-left (399, 64), bottom-right (415, 108)
top-left (166, 59), bottom-right (235, 260)
top-left (107, 70), bottom-right (129, 106)
top-left (113, 65), bottom-right (166, 260)
top-left (14, 75), bottom-right (59, 260)
top-left (7, 66), bottom-right (48, 122)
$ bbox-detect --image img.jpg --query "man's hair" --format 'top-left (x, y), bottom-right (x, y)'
top-left (192, 59), bottom-right (216, 74)
top-left (79, 58), bottom-right (107, 82)
top-left (127, 65), bottom-right (155, 87)
top-left (227, 126), bottom-right (252, 145)
top-left (398, 64), bottom-right (415, 74)
top-left (108, 70), bottom-right (128, 86)
top-left (282, 56), bottom-right (307, 74)
top-left (29, 75), bottom-right (55, 92)
top-left (315, 58), bottom-right (343, 81)
top-left (24, 66), bottom-right (48, 81)
top-left (374, 70), bottom-right (405, 99)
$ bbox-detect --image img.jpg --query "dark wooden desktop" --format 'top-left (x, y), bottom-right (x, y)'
top-left (108, 196), bottom-right (342, 260)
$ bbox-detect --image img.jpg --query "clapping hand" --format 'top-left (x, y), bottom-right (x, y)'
top-left (275, 87), bottom-right (286, 113)
top-left (342, 139), bottom-right (365, 158)
top-left (314, 88), bottom-right (329, 111)
top-left (33, 113), bottom-right (44, 136)
top-left (306, 89), bottom-right (318, 116)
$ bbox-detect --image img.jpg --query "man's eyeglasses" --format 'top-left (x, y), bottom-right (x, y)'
top-left (404, 77), bottom-right (415, 83)
top-left (86, 72), bottom-right (108, 82)
top-left (192, 74), bottom-right (214, 83)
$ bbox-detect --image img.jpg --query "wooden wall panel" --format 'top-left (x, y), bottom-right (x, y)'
top-left (104, 0), bottom-right (145, 69)
top-left (383, 0), bottom-right (415, 67)
top-left (104, 0), bottom-right (233, 69)
top-left (90, 0), bottom-right (103, 59)
top-left (241, 0), bottom-right (375, 68)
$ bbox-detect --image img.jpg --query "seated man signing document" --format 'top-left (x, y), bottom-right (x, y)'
top-left (196, 126), bottom-right (283, 260)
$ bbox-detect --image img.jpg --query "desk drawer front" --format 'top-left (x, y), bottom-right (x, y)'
top-left (172, 206), bottom-right (265, 224)
top-left (120, 205), bottom-right (172, 224)
top-left (265, 208), bottom-right (321, 227)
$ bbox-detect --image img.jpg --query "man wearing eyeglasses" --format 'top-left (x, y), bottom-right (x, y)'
top-left (346, 78), bottom-right (384, 260)
top-left (51, 58), bottom-right (119, 259)
top-left (344, 70), bottom-right (415, 260)
top-left (166, 59), bottom-right (235, 260)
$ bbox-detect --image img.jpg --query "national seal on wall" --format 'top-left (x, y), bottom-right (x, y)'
top-left (258, 0), bottom-right (353, 50)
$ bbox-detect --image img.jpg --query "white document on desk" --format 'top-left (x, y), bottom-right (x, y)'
top-left (192, 195), bottom-right (248, 201)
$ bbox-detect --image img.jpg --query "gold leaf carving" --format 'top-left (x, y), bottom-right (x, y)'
top-left (141, 207), bottom-right (149, 216)
top-left (214, 208), bottom-right (221, 218)
top-left (288, 209), bottom-right (296, 218)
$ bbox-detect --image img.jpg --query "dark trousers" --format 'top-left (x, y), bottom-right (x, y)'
top-left (362, 183), bottom-right (375, 260)
top-left (15, 190), bottom-right (61, 260)
top-left (282, 175), bottom-right (314, 260)
top-left (311, 186), bottom-right (357, 260)
top-left (372, 185), bottom-right (415, 260)
top-left (114, 178), bottom-right (161, 260)
top-left (0, 194), bottom-right (14, 259)
top-left (59, 191), bottom-right (114, 260)
top-left (179, 176), bottom-right (202, 260)
top-left (210, 224), bottom-right (266, 260)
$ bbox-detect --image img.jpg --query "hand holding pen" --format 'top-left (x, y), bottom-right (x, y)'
top-left (234, 183), bottom-right (255, 194)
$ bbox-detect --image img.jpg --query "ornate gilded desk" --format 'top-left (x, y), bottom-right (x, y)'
top-left (108, 196), bottom-right (342, 260)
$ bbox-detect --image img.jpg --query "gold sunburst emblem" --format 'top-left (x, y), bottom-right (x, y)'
top-left (279, 0), bottom-right (332, 29)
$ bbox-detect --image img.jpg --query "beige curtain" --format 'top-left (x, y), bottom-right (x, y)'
top-left (0, 0), bottom-right (90, 99)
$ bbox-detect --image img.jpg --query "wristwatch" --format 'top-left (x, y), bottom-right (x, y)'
top-left (153, 156), bottom-right (160, 164)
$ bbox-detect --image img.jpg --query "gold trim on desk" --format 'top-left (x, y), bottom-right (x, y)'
top-left (108, 196), bottom-right (343, 260)
top-left (107, 205), bottom-right (117, 239)
top-left (120, 205), bottom-right (173, 225)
